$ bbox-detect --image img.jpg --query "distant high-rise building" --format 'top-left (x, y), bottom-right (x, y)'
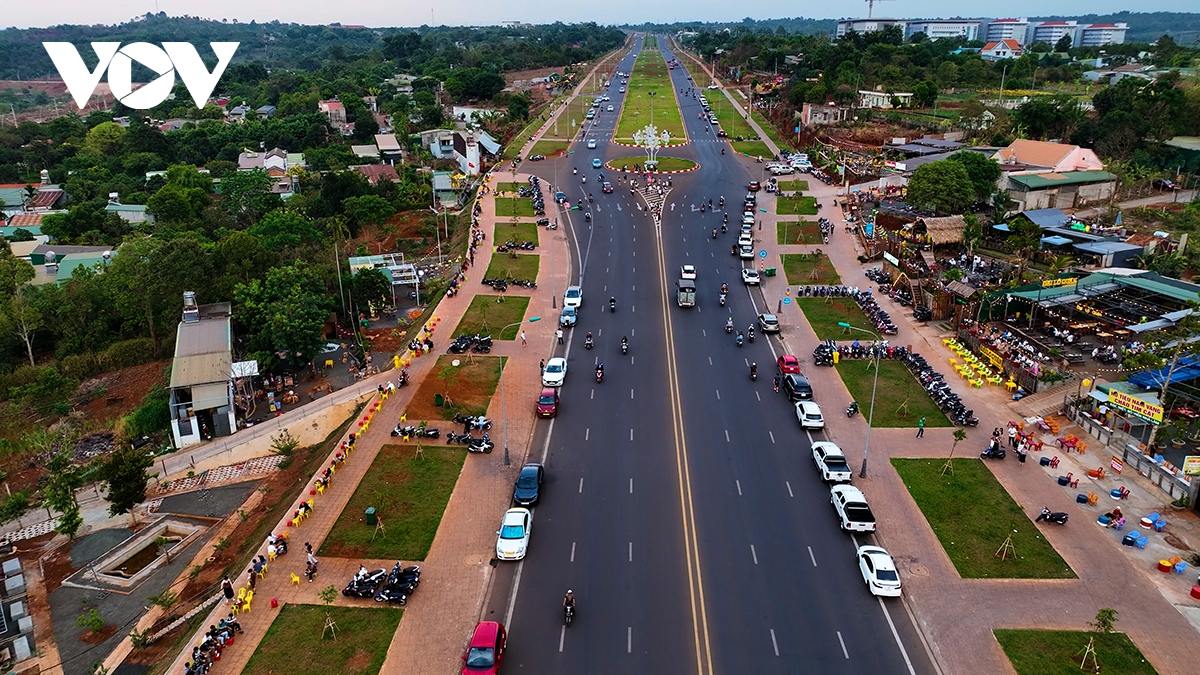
top-left (983, 18), bottom-right (1030, 46)
top-left (836, 18), bottom-right (907, 38)
top-left (1027, 20), bottom-right (1079, 47)
top-left (1077, 23), bottom-right (1128, 46)
top-left (905, 20), bottom-right (980, 41)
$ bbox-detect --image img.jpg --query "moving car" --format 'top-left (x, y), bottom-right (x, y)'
top-left (812, 441), bottom-right (852, 482)
top-left (748, 181), bottom-right (761, 191)
top-left (831, 485), bottom-right (876, 532)
top-left (592, 158), bottom-right (602, 168)
top-left (528, 154), bottom-right (545, 161)
top-left (717, 129), bottom-right (727, 137)
top-left (607, 105), bottom-right (614, 112)
top-left (555, 191), bottom-right (566, 203)
top-left (1152, 178), bottom-right (1177, 191)
top-left (857, 545), bottom-right (901, 597)
top-left (542, 357), bottom-right (568, 387)
top-left (708, 84), bottom-right (719, 89)
top-left (741, 268), bottom-right (760, 285)
top-left (559, 306), bottom-right (577, 328)
top-left (462, 621), bottom-right (506, 674)
top-left (495, 508), bottom-right (532, 560)
top-left (777, 354), bottom-right (801, 374)
top-left (795, 401), bottom-right (824, 429)
top-left (619, 87), bottom-right (626, 93)
top-left (513, 463), bottom-right (544, 505)
top-left (758, 313), bottom-right (780, 333)
top-left (587, 139), bottom-right (597, 149)
top-left (680, 264), bottom-right (697, 280)
top-left (602, 181), bottom-right (613, 193)
top-left (782, 372), bottom-right (813, 401)
top-left (564, 286), bottom-right (583, 308)
top-left (535, 388), bottom-right (559, 418)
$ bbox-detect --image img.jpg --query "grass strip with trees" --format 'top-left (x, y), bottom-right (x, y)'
top-left (318, 444), bottom-right (466, 559)
top-left (405, 355), bottom-right (505, 421)
top-left (751, 109), bottom-right (793, 151)
top-left (994, 627), bottom-right (1157, 675)
top-left (483, 253), bottom-right (539, 283)
top-left (608, 156), bottom-right (697, 172)
top-left (777, 221), bottom-right (822, 245)
top-left (494, 198), bottom-right (535, 218)
top-left (244, 604), bottom-right (404, 675)
top-left (775, 180), bottom-right (809, 192)
top-left (776, 195), bottom-right (819, 215)
top-left (615, 50), bottom-right (686, 143)
top-left (783, 255), bottom-right (842, 286)
top-left (452, 295), bottom-right (531, 339)
top-left (528, 140), bottom-right (570, 158)
top-left (892, 459), bottom-right (1076, 578)
top-left (834, 360), bottom-right (951, 428)
top-left (492, 221), bottom-right (539, 247)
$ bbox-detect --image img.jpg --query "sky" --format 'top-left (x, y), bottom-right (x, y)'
top-left (3, 0), bottom-right (1194, 30)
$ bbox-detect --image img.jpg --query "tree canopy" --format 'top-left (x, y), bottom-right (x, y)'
top-left (905, 160), bottom-right (975, 215)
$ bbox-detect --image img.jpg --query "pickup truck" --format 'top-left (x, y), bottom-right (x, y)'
top-left (676, 279), bottom-right (696, 307)
top-left (830, 485), bottom-right (876, 532)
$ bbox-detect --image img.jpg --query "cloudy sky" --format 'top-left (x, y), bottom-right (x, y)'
top-left (4, 0), bottom-right (1192, 29)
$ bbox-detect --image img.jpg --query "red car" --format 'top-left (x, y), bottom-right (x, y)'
top-left (777, 354), bottom-right (801, 374)
top-left (536, 387), bottom-right (560, 418)
top-left (748, 180), bottom-right (761, 191)
top-left (462, 621), bottom-right (506, 674)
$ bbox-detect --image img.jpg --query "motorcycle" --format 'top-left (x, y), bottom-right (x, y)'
top-left (610, 299), bottom-right (616, 313)
top-left (1036, 507), bottom-right (1069, 525)
top-left (747, 327), bottom-right (754, 343)
top-left (846, 402), bottom-right (859, 418)
top-left (712, 229), bottom-right (718, 239)
top-left (980, 446), bottom-right (1007, 460)
top-left (736, 332), bottom-right (744, 347)
top-left (725, 318), bottom-right (733, 333)
top-left (374, 563), bottom-right (420, 604)
top-left (585, 337), bottom-right (594, 350)
top-left (343, 566), bottom-right (387, 598)
top-left (719, 293), bottom-right (726, 306)
top-left (595, 367), bottom-right (604, 383)
top-left (454, 413), bottom-right (493, 430)
top-left (621, 340), bottom-right (629, 355)
top-left (467, 433), bottom-right (494, 454)
top-left (750, 364), bottom-right (757, 381)
top-left (564, 604), bottom-right (575, 626)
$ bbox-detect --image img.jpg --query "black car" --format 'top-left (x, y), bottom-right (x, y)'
top-left (528, 154), bottom-right (545, 161)
top-left (782, 373), bottom-right (814, 401)
top-left (602, 181), bottom-right (614, 194)
top-left (512, 463), bottom-right (544, 505)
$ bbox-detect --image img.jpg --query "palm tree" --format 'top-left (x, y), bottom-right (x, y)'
top-left (1045, 254), bottom-right (1076, 278)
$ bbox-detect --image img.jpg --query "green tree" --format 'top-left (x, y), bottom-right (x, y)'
top-left (104, 237), bottom-right (212, 355)
top-left (912, 80), bottom-right (938, 108)
top-left (350, 267), bottom-right (391, 309)
top-left (342, 194), bottom-right (395, 229)
top-left (146, 184), bottom-right (211, 228)
top-left (0, 291), bottom-right (43, 366)
top-left (98, 444), bottom-right (155, 524)
top-left (44, 448), bottom-right (84, 539)
top-left (83, 122), bottom-right (127, 156)
top-left (962, 213), bottom-right (983, 261)
top-left (249, 210), bottom-right (323, 252)
top-left (905, 160), bottom-right (974, 215)
top-left (234, 262), bottom-right (331, 368)
top-left (165, 164), bottom-right (214, 192)
top-left (1054, 34), bottom-right (1073, 53)
top-left (220, 168), bottom-right (280, 225)
top-left (0, 243), bottom-right (36, 296)
top-left (947, 151), bottom-right (1002, 202)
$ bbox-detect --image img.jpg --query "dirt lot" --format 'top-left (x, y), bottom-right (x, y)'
top-left (504, 67), bottom-right (562, 86)
top-left (76, 360), bottom-right (170, 425)
top-left (404, 355), bottom-right (503, 421)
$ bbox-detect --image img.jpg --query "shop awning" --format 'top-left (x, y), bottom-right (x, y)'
top-left (1039, 293), bottom-right (1083, 307)
top-left (1088, 390), bottom-right (1108, 403)
top-left (993, 223), bottom-right (1010, 232)
top-left (1041, 235), bottom-right (1074, 246)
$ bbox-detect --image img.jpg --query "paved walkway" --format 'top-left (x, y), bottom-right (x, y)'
top-left (766, 178), bottom-right (1200, 674)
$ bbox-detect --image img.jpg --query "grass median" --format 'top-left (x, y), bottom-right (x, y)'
top-left (731, 140), bottom-right (774, 158)
top-left (777, 221), bottom-right (822, 245)
top-left (783, 254), bottom-right (841, 286)
top-left (609, 156), bottom-right (697, 172)
top-left (453, 295), bottom-right (531, 339)
top-left (832, 359), bottom-right (950, 428)
top-left (615, 50), bottom-right (685, 143)
top-left (484, 252), bottom-right (539, 283)
top-left (777, 195), bottom-right (819, 215)
top-left (776, 179), bottom-right (810, 192)
top-left (405, 355), bottom-right (505, 421)
top-left (528, 140), bottom-right (570, 158)
top-left (994, 629), bottom-right (1156, 674)
top-left (892, 458), bottom-right (1076, 578)
top-left (494, 198), bottom-right (535, 218)
top-left (318, 444), bottom-right (467, 559)
top-left (244, 605), bottom-right (404, 675)
top-left (492, 221), bottom-right (540, 247)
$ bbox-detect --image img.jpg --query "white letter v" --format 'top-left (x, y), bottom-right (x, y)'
top-left (43, 43), bottom-right (120, 110)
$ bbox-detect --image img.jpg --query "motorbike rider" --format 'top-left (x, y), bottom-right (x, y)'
top-left (595, 362), bottom-right (604, 379)
top-left (721, 282), bottom-right (728, 294)
top-left (585, 331), bottom-right (594, 348)
top-left (564, 590), bottom-right (576, 611)
top-left (747, 325), bottom-right (755, 340)
top-left (621, 336), bottom-right (629, 351)
top-left (712, 228), bottom-right (718, 239)
top-left (609, 296), bottom-right (616, 310)
top-left (723, 213), bottom-right (728, 224)
top-left (750, 363), bottom-right (758, 379)
top-left (736, 331), bottom-right (744, 346)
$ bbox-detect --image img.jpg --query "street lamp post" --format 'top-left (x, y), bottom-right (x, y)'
top-left (838, 321), bottom-right (881, 478)
top-left (499, 316), bottom-right (542, 466)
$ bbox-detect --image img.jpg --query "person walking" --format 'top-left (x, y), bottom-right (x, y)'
top-left (916, 417), bottom-right (925, 438)
top-left (540, 359), bottom-right (545, 373)
top-left (521, 331), bottom-right (527, 346)
top-left (221, 577), bottom-right (234, 603)
top-left (246, 567), bottom-right (256, 591)
top-left (557, 329), bottom-right (564, 345)
top-left (1008, 425), bottom-right (1017, 448)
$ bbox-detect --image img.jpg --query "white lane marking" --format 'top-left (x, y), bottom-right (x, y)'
top-left (769, 431), bottom-right (775, 444)
top-left (628, 626), bottom-right (632, 653)
top-left (632, 305), bottom-right (635, 313)
top-left (579, 478), bottom-right (584, 494)
top-left (631, 356), bottom-right (635, 365)
top-left (715, 389), bottom-right (720, 400)
top-left (560, 625), bottom-right (566, 652)
top-left (630, 428), bottom-right (634, 441)
top-left (736, 480), bottom-right (742, 496)
top-left (750, 544), bottom-right (758, 564)
top-left (837, 631), bottom-right (849, 659)
top-left (724, 429), bottom-right (730, 442)
top-left (585, 428), bottom-right (590, 441)
top-left (630, 388), bottom-right (635, 399)
top-left (702, 329), bottom-right (706, 337)
top-left (629, 478), bottom-right (634, 494)
top-left (631, 329), bottom-right (635, 336)
top-left (808, 546), bottom-right (817, 567)
top-left (787, 481), bottom-right (794, 497)
top-left (628, 542), bottom-right (633, 562)
top-left (632, 285), bottom-right (636, 291)
top-left (756, 391), bottom-right (761, 401)
top-left (770, 629), bottom-right (780, 656)
top-left (503, 558), bottom-right (524, 628)
top-left (591, 389), bottom-right (594, 400)
top-left (570, 542), bottom-right (576, 562)
top-left (880, 597), bottom-right (917, 674)
top-left (708, 357), bottom-right (712, 365)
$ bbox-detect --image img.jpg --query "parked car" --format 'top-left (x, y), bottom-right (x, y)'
top-left (564, 286), bottom-right (583, 308)
top-left (536, 388), bottom-right (560, 418)
top-left (741, 268), bottom-right (760, 285)
top-left (462, 621), bottom-right (507, 674)
top-left (1152, 178), bottom-right (1177, 191)
top-left (738, 244), bottom-right (754, 260)
top-left (758, 313), bottom-right (780, 333)
top-left (857, 545), bottom-right (901, 597)
top-left (528, 154), bottom-right (545, 161)
top-left (777, 354), bottom-right (801, 374)
top-left (782, 373), bottom-right (813, 401)
top-left (708, 84), bottom-right (719, 89)
top-left (542, 357), bottom-right (568, 387)
top-left (559, 306), bottom-right (577, 328)
top-left (513, 463), bottom-right (544, 505)
top-left (495, 508), bottom-right (532, 560)
top-left (812, 442), bottom-right (852, 482)
top-left (795, 401), bottom-right (824, 429)
top-left (831, 485), bottom-right (876, 532)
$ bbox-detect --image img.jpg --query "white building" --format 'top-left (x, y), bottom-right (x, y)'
top-left (1078, 23), bottom-right (1128, 46)
top-left (905, 20), bottom-right (980, 41)
top-left (1028, 21), bottom-right (1078, 47)
top-left (169, 294), bottom-right (238, 449)
top-left (858, 90), bottom-right (913, 110)
top-left (984, 18), bottom-right (1029, 46)
top-left (836, 19), bottom-right (907, 38)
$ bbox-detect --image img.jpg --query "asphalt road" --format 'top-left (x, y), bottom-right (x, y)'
top-left (484, 36), bottom-right (938, 675)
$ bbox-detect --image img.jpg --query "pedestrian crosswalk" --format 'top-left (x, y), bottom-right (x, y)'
top-left (631, 182), bottom-right (672, 225)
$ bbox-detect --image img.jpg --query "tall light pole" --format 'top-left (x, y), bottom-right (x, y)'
top-left (499, 316), bottom-right (542, 466)
top-left (839, 321), bottom-right (881, 478)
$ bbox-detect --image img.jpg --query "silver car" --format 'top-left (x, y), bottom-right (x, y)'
top-left (560, 306), bottom-right (577, 327)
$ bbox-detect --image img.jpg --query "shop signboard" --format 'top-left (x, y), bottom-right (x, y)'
top-left (883, 252), bottom-right (899, 266)
top-left (1041, 277), bottom-right (1077, 288)
top-left (1110, 456), bottom-right (1123, 474)
top-left (979, 346), bottom-right (1004, 369)
top-left (1108, 390), bottom-right (1164, 424)
top-left (1183, 456), bottom-right (1200, 476)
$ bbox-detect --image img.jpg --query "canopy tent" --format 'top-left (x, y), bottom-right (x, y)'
top-left (1128, 356), bottom-right (1200, 390)
top-left (1040, 235), bottom-right (1074, 246)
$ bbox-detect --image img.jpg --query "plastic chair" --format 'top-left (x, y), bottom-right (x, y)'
top-left (231, 602), bottom-right (241, 616)
top-left (280, 530), bottom-right (289, 540)
top-left (268, 550), bottom-right (277, 562)
top-left (317, 483), bottom-right (325, 496)
top-left (1175, 561), bottom-right (1188, 575)
top-left (1155, 518), bottom-right (1166, 532)
top-left (291, 573), bottom-right (301, 586)
top-left (237, 587), bottom-right (247, 602)
top-left (1136, 534), bottom-right (1149, 549)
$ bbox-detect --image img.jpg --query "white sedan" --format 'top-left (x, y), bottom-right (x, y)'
top-left (680, 265), bottom-right (697, 280)
top-left (795, 401), bottom-right (824, 429)
top-left (741, 268), bottom-right (760, 285)
top-left (496, 508), bottom-right (532, 560)
top-left (708, 84), bottom-right (719, 89)
top-left (564, 285), bottom-right (583, 308)
top-left (857, 545), bottom-right (901, 597)
top-left (542, 357), bottom-right (568, 387)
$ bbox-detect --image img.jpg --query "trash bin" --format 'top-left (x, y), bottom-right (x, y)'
top-left (365, 507), bottom-right (377, 525)
top-left (434, 394), bottom-right (444, 407)
top-left (765, 267), bottom-right (776, 277)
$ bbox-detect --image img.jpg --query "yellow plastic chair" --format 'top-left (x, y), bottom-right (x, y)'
top-left (971, 378), bottom-right (984, 388)
top-left (1005, 380), bottom-right (1018, 392)
top-left (237, 587), bottom-right (247, 602)
top-left (949, 358), bottom-right (958, 367)
top-left (231, 603), bottom-right (240, 616)
top-left (316, 483), bottom-right (325, 496)
top-left (291, 572), bottom-right (301, 586)
top-left (257, 564), bottom-right (268, 579)
top-left (942, 338), bottom-right (953, 347)
top-left (268, 550), bottom-right (277, 562)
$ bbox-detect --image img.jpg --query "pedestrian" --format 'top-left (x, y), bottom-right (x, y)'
top-left (246, 567), bottom-right (256, 591)
top-left (1008, 425), bottom-right (1017, 448)
top-left (540, 359), bottom-right (545, 373)
top-left (1017, 442), bottom-right (1028, 464)
top-left (221, 577), bottom-right (234, 603)
top-left (556, 329), bottom-right (564, 344)
top-left (773, 375), bottom-right (780, 393)
top-left (521, 331), bottom-right (527, 346)
top-left (916, 417), bottom-right (925, 438)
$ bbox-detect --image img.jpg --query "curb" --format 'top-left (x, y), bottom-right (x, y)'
top-left (603, 159), bottom-right (700, 175)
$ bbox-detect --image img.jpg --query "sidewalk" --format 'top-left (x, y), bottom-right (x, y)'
top-left (779, 179), bottom-right (1200, 674)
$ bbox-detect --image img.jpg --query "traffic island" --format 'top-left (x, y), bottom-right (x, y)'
top-left (782, 254), bottom-right (842, 286)
top-left (452, 296), bottom-right (531, 340)
top-left (777, 221), bottom-right (823, 245)
top-left (892, 459), bottom-right (1076, 579)
top-left (404, 354), bottom-right (505, 422)
top-left (775, 179), bottom-right (810, 192)
top-left (244, 604), bottom-right (403, 675)
top-left (614, 49), bottom-right (687, 143)
top-left (317, 444), bottom-right (467, 560)
top-left (607, 156), bottom-right (698, 173)
top-left (994, 629), bottom-right (1156, 674)
top-left (482, 253), bottom-right (540, 285)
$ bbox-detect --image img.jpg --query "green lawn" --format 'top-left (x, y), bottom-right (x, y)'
top-left (892, 459), bottom-right (1076, 578)
top-left (731, 140), bottom-right (774, 158)
top-left (615, 49), bottom-right (686, 143)
top-left (994, 629), bottom-right (1157, 675)
top-left (795, 297), bottom-right (860, 336)
top-left (776, 180), bottom-right (809, 192)
top-left (751, 109), bottom-right (793, 151)
top-left (495, 182), bottom-right (524, 194)
top-left (484, 253), bottom-right (539, 283)
top-left (834, 360), bottom-right (951, 428)
top-left (319, 444), bottom-right (466, 559)
top-left (453, 295), bottom-right (531, 340)
top-left (244, 604), bottom-right (404, 675)
top-left (777, 221), bottom-right (822, 245)
top-left (545, 97), bottom-right (593, 140)
top-left (493, 221), bottom-right (539, 247)
top-left (782, 254), bottom-right (841, 286)
top-left (777, 195), bottom-right (819, 215)
top-left (494, 198), bottom-right (535, 218)
top-left (529, 139), bottom-right (570, 158)
top-left (609, 156), bottom-right (697, 172)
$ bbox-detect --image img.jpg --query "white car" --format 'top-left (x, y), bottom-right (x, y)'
top-left (831, 485), bottom-right (876, 532)
top-left (812, 442), bottom-right (852, 483)
top-left (708, 84), bottom-right (719, 89)
top-left (496, 508), bottom-right (532, 560)
top-left (587, 139), bottom-right (596, 149)
top-left (795, 401), bottom-right (824, 429)
top-left (741, 268), bottom-right (760, 285)
top-left (542, 357), bottom-right (568, 387)
top-left (680, 265), bottom-right (697, 280)
top-left (857, 545), bottom-right (901, 597)
top-left (564, 285), bottom-right (583, 308)
top-left (607, 105), bottom-right (614, 112)
top-left (742, 214), bottom-right (755, 226)
top-left (769, 165), bottom-right (794, 175)
top-left (739, 245), bottom-right (754, 260)
top-left (758, 313), bottom-right (780, 333)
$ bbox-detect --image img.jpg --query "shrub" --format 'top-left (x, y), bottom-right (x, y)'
top-left (125, 386), bottom-right (170, 438)
top-left (60, 353), bottom-right (103, 380)
top-left (0, 492), bottom-right (29, 524)
top-left (101, 338), bottom-right (155, 370)
top-left (77, 609), bottom-right (104, 633)
top-left (7, 366), bottom-right (77, 410)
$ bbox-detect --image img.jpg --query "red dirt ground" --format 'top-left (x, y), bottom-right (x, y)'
top-left (75, 360), bottom-right (170, 425)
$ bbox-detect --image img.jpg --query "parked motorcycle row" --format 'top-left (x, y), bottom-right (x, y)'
top-left (522, 175), bottom-right (546, 216)
top-left (854, 289), bottom-right (900, 336)
top-left (812, 338), bottom-right (903, 365)
top-left (797, 284), bottom-right (860, 298)
top-left (448, 334), bottom-right (493, 354)
top-left (391, 424), bottom-right (439, 439)
top-left (445, 430), bottom-right (495, 453)
top-left (453, 413), bottom-right (494, 430)
top-left (496, 239), bottom-right (536, 253)
top-left (902, 350), bottom-right (980, 427)
top-left (343, 563), bottom-right (422, 605)
top-left (479, 277), bottom-right (538, 291)
top-left (866, 267), bottom-right (933, 322)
